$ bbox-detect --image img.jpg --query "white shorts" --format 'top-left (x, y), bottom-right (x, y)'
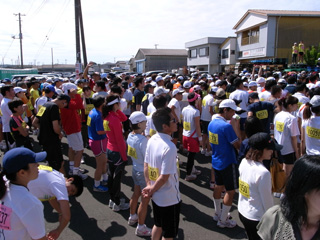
top-left (67, 132), bottom-right (84, 151)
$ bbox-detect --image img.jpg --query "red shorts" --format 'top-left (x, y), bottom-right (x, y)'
top-left (89, 138), bottom-right (107, 157)
top-left (183, 136), bottom-right (199, 153)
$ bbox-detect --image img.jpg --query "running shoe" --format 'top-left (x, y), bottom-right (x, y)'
top-left (109, 199), bottom-right (114, 208)
top-left (93, 184), bottom-right (108, 192)
top-left (101, 180), bottom-right (108, 186)
top-left (192, 166), bottom-right (201, 176)
top-left (201, 149), bottom-right (206, 155)
top-left (113, 199), bottom-right (130, 212)
top-left (135, 224), bottom-right (152, 237)
top-left (213, 212), bottom-right (232, 222)
top-left (210, 181), bottom-right (215, 190)
top-left (128, 214), bottom-right (138, 226)
top-left (185, 174), bottom-right (197, 181)
top-left (205, 151), bottom-right (212, 157)
top-left (217, 218), bottom-right (237, 228)
top-left (77, 172), bottom-right (88, 180)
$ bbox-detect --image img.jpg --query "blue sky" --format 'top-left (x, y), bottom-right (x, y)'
top-left (0, 0), bottom-right (316, 66)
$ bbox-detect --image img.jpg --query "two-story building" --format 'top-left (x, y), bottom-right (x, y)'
top-left (233, 10), bottom-right (320, 68)
top-left (185, 37), bottom-right (226, 74)
top-left (220, 37), bottom-right (237, 72)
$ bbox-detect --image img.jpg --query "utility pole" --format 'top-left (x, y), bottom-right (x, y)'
top-left (155, 44), bottom-right (159, 49)
top-left (74, 0), bottom-right (81, 65)
top-left (51, 48), bottom-right (54, 71)
top-left (13, 13), bottom-right (25, 69)
top-left (78, 0), bottom-right (87, 67)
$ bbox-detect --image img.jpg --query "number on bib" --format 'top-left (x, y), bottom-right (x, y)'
top-left (87, 116), bottom-right (92, 127)
top-left (36, 106), bottom-right (46, 117)
top-left (0, 204), bottom-right (12, 230)
top-left (149, 128), bottom-right (156, 136)
top-left (148, 166), bottom-right (159, 181)
top-left (38, 165), bottom-right (53, 171)
top-left (239, 178), bottom-right (250, 198)
top-left (209, 132), bottom-right (219, 145)
top-left (202, 99), bottom-right (206, 107)
top-left (306, 126), bottom-right (320, 139)
top-left (256, 110), bottom-right (268, 119)
top-left (103, 120), bottom-right (110, 131)
top-left (276, 121), bottom-right (284, 132)
top-left (127, 145), bottom-right (137, 159)
top-left (85, 104), bottom-right (94, 115)
top-left (183, 122), bottom-right (191, 131)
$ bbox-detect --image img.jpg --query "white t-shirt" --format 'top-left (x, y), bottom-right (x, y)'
top-left (274, 111), bottom-right (300, 155)
top-left (182, 105), bottom-right (200, 137)
top-left (28, 167), bottom-right (68, 201)
top-left (55, 87), bottom-right (63, 95)
top-left (144, 133), bottom-right (180, 207)
top-left (145, 112), bottom-right (157, 137)
top-left (1, 184), bottom-right (46, 239)
top-left (229, 89), bottom-right (249, 118)
top-left (238, 159), bottom-right (273, 221)
top-left (92, 91), bottom-right (108, 98)
top-left (292, 92), bottom-right (309, 117)
top-left (122, 89), bottom-right (133, 116)
top-left (120, 98), bottom-right (127, 113)
top-left (34, 96), bottom-right (52, 113)
top-left (201, 94), bottom-right (215, 122)
top-left (168, 98), bottom-right (182, 123)
top-left (259, 91), bottom-right (271, 102)
top-left (127, 132), bottom-right (148, 172)
top-left (1, 97), bottom-right (13, 132)
top-left (179, 92), bottom-right (189, 111)
top-left (302, 116), bottom-right (320, 155)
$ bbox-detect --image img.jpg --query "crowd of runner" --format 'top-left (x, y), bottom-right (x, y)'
top-left (0, 61), bottom-right (320, 239)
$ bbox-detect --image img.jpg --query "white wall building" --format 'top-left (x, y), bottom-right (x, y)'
top-left (220, 37), bottom-right (237, 71)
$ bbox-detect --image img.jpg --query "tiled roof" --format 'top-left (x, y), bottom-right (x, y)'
top-left (139, 48), bottom-right (187, 56)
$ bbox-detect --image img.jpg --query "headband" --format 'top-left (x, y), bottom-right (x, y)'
top-left (107, 98), bottom-right (119, 106)
top-left (188, 93), bottom-right (199, 102)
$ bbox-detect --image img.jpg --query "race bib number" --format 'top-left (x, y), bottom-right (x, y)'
top-left (209, 132), bottom-right (219, 145)
top-left (132, 96), bottom-right (135, 103)
top-left (127, 145), bottom-right (137, 159)
top-left (142, 95), bottom-right (148, 102)
top-left (87, 116), bottom-right (92, 127)
top-left (260, 98), bottom-right (265, 102)
top-left (239, 179), bottom-right (250, 198)
top-left (298, 102), bottom-right (303, 108)
top-left (202, 99), bottom-right (206, 107)
top-left (38, 165), bottom-right (53, 172)
top-left (306, 126), bottom-right (320, 139)
top-left (36, 106), bottom-right (46, 117)
top-left (0, 204), bottom-right (12, 230)
top-left (183, 122), bottom-right (191, 131)
top-left (22, 121), bottom-right (27, 128)
top-left (148, 166), bottom-right (159, 181)
top-left (103, 120), bottom-right (110, 131)
top-left (149, 128), bottom-right (156, 136)
top-left (256, 110), bottom-right (268, 120)
top-left (276, 121), bottom-right (284, 132)
top-left (85, 104), bottom-right (94, 115)
top-left (176, 159), bottom-right (180, 178)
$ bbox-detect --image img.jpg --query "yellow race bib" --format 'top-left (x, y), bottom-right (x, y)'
top-left (87, 116), bottom-right (92, 127)
top-left (256, 110), bottom-right (268, 120)
top-left (276, 121), bottom-right (284, 132)
top-left (149, 128), bottom-right (156, 136)
top-left (209, 132), bottom-right (219, 145)
top-left (239, 178), bottom-right (250, 198)
top-left (306, 126), bottom-right (320, 139)
top-left (127, 145), bottom-right (137, 159)
top-left (148, 166), bottom-right (159, 181)
top-left (202, 99), bottom-right (206, 107)
top-left (85, 104), bottom-right (94, 115)
top-left (183, 122), bottom-right (191, 131)
top-left (103, 120), bottom-right (110, 131)
top-left (36, 106), bottom-right (46, 117)
top-left (38, 165), bottom-right (52, 172)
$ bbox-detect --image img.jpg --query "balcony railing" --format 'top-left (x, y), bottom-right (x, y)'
top-left (241, 36), bottom-right (259, 46)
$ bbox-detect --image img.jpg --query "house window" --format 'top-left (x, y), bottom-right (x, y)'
top-left (199, 47), bottom-right (209, 57)
top-left (190, 49), bottom-right (197, 58)
top-left (231, 50), bottom-right (235, 55)
top-left (222, 49), bottom-right (229, 59)
top-left (241, 27), bottom-right (260, 46)
top-left (238, 51), bottom-right (243, 58)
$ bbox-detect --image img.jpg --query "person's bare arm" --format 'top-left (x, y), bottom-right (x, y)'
top-left (32, 117), bottom-right (40, 129)
top-left (52, 120), bottom-right (63, 139)
top-left (83, 61), bottom-right (94, 80)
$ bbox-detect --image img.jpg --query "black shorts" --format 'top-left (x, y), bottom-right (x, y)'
top-left (172, 123), bottom-right (182, 139)
top-left (201, 120), bottom-right (210, 134)
top-left (282, 152), bottom-right (296, 165)
top-left (152, 200), bottom-right (181, 238)
top-left (214, 163), bottom-right (239, 191)
top-left (122, 117), bottom-right (131, 132)
top-left (299, 52), bottom-right (304, 56)
top-left (43, 142), bottom-right (63, 171)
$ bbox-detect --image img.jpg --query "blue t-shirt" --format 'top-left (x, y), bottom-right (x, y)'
top-left (208, 116), bottom-right (238, 170)
top-left (87, 108), bottom-right (106, 140)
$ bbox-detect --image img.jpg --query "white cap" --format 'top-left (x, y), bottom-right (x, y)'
top-left (193, 85), bottom-right (201, 91)
top-left (154, 87), bottom-right (169, 96)
top-left (210, 86), bottom-right (218, 92)
top-left (183, 81), bottom-right (192, 88)
top-left (145, 77), bottom-right (152, 82)
top-left (164, 75), bottom-right (171, 79)
top-left (243, 82), bottom-right (248, 87)
top-left (219, 99), bottom-right (242, 111)
top-left (245, 73), bottom-right (251, 77)
top-left (150, 81), bottom-right (157, 87)
top-left (172, 88), bottom-right (184, 96)
top-left (267, 77), bottom-right (275, 81)
top-left (129, 111), bottom-right (147, 124)
top-left (310, 95), bottom-right (320, 108)
top-left (278, 79), bottom-right (287, 84)
top-left (62, 83), bottom-right (78, 95)
top-left (215, 80), bottom-right (222, 86)
top-left (248, 81), bottom-right (258, 87)
top-left (177, 76), bottom-right (184, 81)
top-left (256, 77), bottom-right (265, 84)
top-left (315, 81), bottom-right (320, 88)
top-left (239, 73), bottom-right (244, 76)
top-left (210, 82), bottom-right (215, 88)
top-left (13, 87), bottom-right (27, 94)
top-left (155, 76), bottom-right (163, 82)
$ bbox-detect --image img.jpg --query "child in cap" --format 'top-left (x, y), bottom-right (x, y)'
top-left (127, 111), bottom-right (152, 237)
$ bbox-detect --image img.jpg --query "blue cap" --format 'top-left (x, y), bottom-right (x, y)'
top-left (44, 84), bottom-right (56, 93)
top-left (2, 148), bottom-right (47, 174)
top-left (3, 78), bottom-right (11, 83)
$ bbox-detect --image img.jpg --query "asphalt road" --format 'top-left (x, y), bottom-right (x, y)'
top-left (0, 136), bottom-right (280, 240)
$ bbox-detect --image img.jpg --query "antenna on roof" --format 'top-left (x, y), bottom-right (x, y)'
top-left (155, 44), bottom-right (159, 49)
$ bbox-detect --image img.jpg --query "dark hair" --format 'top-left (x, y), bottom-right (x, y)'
top-left (281, 155), bottom-right (320, 226)
top-left (93, 95), bottom-right (105, 108)
top-left (152, 107), bottom-right (171, 132)
top-left (102, 95), bottom-right (119, 118)
top-left (153, 95), bottom-right (167, 109)
top-left (0, 164), bottom-right (30, 199)
top-left (83, 86), bottom-right (91, 92)
top-left (111, 85), bottom-right (122, 95)
top-left (303, 102), bottom-right (320, 119)
top-left (218, 107), bottom-right (231, 114)
top-left (17, 82), bottom-right (26, 88)
top-left (271, 85), bottom-right (282, 96)
top-left (95, 80), bottom-right (106, 91)
top-left (134, 77), bottom-right (143, 87)
top-left (278, 95), bottom-right (298, 109)
top-left (130, 123), bottom-right (140, 130)
top-left (245, 116), bottom-right (264, 138)
top-left (287, 76), bottom-right (297, 84)
top-left (228, 74), bottom-right (237, 85)
top-left (0, 85), bottom-right (13, 96)
top-left (265, 80), bottom-right (277, 91)
top-left (309, 74), bottom-right (317, 83)
top-left (188, 92), bottom-right (197, 106)
top-left (296, 83), bottom-right (307, 92)
top-left (8, 97), bottom-right (24, 113)
top-left (245, 148), bottom-right (264, 162)
top-left (69, 175), bottom-right (84, 197)
top-left (124, 76), bottom-right (130, 81)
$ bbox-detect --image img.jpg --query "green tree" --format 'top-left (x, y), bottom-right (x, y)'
top-left (304, 44), bottom-right (320, 66)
